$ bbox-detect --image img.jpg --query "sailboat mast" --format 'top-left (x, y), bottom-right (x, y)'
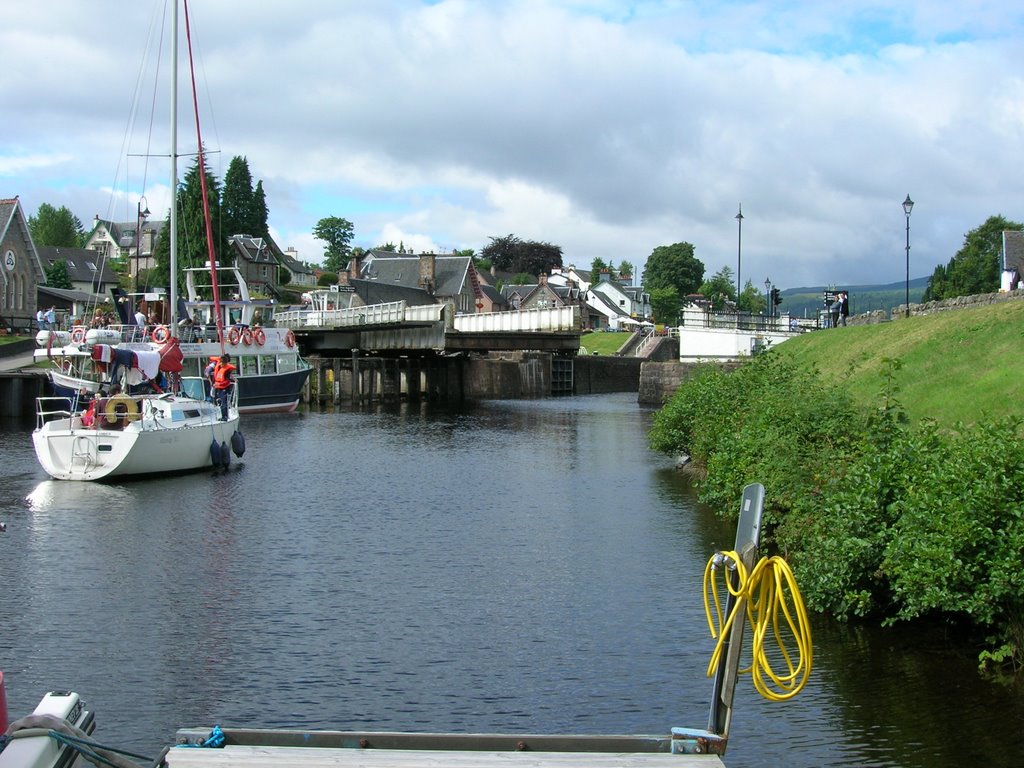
top-left (169, 0), bottom-right (179, 337)
top-left (183, 0), bottom-right (226, 351)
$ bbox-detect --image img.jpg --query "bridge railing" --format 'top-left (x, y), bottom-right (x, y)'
top-left (454, 306), bottom-right (580, 333)
top-left (276, 301), bottom-right (409, 329)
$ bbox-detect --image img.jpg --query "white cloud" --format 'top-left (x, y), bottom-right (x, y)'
top-left (2, 0), bottom-right (1022, 288)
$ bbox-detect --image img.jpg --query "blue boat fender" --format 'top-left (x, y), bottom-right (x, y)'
top-left (220, 441), bottom-right (231, 468)
top-left (210, 439), bottom-right (222, 466)
top-left (231, 430), bottom-right (245, 457)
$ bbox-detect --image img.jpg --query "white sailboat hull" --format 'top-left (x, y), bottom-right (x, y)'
top-left (33, 395), bottom-right (240, 481)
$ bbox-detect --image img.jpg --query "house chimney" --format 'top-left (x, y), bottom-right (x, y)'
top-left (419, 253), bottom-right (436, 294)
top-left (539, 273), bottom-right (548, 286)
top-left (350, 253), bottom-right (362, 280)
top-left (337, 270), bottom-right (349, 286)
top-left (599, 269), bottom-right (610, 283)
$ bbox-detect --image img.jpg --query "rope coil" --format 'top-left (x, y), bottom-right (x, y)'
top-left (703, 550), bottom-right (813, 701)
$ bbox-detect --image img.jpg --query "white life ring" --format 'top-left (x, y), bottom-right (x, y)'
top-left (71, 327), bottom-right (86, 343)
top-left (152, 325), bottom-right (171, 343)
top-left (241, 327), bottom-right (253, 346)
top-left (228, 327), bottom-right (241, 346)
top-left (253, 327), bottom-right (266, 346)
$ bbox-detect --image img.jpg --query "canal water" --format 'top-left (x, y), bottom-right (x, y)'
top-left (1, 393), bottom-right (1022, 767)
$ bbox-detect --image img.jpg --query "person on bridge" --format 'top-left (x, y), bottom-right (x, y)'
top-left (212, 353), bottom-right (236, 421)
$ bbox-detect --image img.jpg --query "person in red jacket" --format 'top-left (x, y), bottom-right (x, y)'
top-left (212, 353), bottom-right (236, 421)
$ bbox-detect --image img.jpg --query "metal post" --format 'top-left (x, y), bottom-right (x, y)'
top-left (735, 205), bottom-right (743, 301)
top-left (903, 194), bottom-right (914, 318)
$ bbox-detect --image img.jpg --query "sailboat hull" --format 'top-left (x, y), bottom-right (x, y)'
top-left (33, 396), bottom-right (240, 481)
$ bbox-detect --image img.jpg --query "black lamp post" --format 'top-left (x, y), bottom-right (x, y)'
top-left (903, 194), bottom-right (914, 319)
top-left (764, 277), bottom-right (772, 321)
top-left (134, 197), bottom-right (151, 295)
top-left (735, 204), bottom-right (744, 301)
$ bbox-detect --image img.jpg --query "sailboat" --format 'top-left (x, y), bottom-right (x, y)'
top-left (31, 0), bottom-right (243, 481)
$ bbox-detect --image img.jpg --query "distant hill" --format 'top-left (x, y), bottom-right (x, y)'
top-left (779, 277), bottom-right (930, 320)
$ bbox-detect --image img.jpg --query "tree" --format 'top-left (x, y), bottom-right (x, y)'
top-left (924, 215), bottom-right (1023, 300)
top-left (221, 156), bottom-right (269, 239)
top-left (313, 217), bottom-right (355, 273)
top-left (649, 286), bottom-right (682, 325)
top-left (44, 259), bottom-right (73, 289)
top-left (642, 242), bottom-right (704, 296)
top-left (699, 266), bottom-right (736, 310)
top-left (480, 234), bottom-right (562, 275)
top-left (152, 153), bottom-right (230, 295)
top-left (737, 279), bottom-right (765, 313)
top-left (29, 203), bottom-right (84, 247)
top-left (617, 261), bottom-right (634, 283)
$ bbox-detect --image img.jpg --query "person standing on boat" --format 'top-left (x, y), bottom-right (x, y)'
top-left (212, 353), bottom-right (236, 421)
top-left (134, 303), bottom-right (147, 329)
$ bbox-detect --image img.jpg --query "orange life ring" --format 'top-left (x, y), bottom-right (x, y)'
top-left (228, 327), bottom-right (241, 346)
top-left (241, 327), bottom-right (254, 346)
top-left (71, 327), bottom-right (86, 343)
top-left (285, 329), bottom-right (296, 348)
top-left (152, 325), bottom-right (171, 343)
top-left (253, 327), bottom-right (266, 346)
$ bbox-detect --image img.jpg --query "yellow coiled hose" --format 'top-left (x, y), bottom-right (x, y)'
top-left (703, 550), bottom-right (813, 701)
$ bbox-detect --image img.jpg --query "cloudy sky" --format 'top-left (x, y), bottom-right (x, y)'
top-left (2, 0), bottom-right (1022, 290)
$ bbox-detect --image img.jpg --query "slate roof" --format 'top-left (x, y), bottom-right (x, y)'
top-left (37, 246), bottom-right (119, 286)
top-left (1004, 230), bottom-right (1024, 273)
top-left (350, 278), bottom-right (438, 307)
top-left (360, 252), bottom-right (472, 298)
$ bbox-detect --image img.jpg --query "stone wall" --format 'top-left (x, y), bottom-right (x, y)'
top-left (850, 287), bottom-right (1024, 325)
top-left (574, 355), bottom-right (642, 394)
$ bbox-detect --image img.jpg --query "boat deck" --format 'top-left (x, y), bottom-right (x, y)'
top-left (165, 745), bottom-right (724, 767)
top-left (164, 730), bottom-right (725, 768)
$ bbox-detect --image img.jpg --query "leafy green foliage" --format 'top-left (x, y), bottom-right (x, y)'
top-left (481, 234), bottom-right (563, 276)
top-left (699, 266), bottom-right (736, 309)
top-left (29, 203), bottom-right (84, 247)
top-left (44, 259), bottom-right (73, 289)
top-left (313, 216), bottom-right (355, 273)
top-left (221, 156), bottom-right (268, 238)
top-left (651, 353), bottom-right (1024, 669)
top-left (923, 215), bottom-right (1022, 301)
top-left (642, 241), bottom-right (704, 296)
top-left (649, 286), bottom-right (681, 325)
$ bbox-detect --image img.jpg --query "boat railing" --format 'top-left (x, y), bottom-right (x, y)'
top-left (35, 396), bottom-right (78, 428)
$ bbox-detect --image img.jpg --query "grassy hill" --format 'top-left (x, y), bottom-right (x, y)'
top-left (772, 299), bottom-right (1024, 428)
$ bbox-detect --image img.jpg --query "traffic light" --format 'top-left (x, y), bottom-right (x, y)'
top-left (771, 287), bottom-right (782, 306)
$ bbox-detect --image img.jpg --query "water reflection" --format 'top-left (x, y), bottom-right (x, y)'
top-left (1, 396), bottom-right (1022, 768)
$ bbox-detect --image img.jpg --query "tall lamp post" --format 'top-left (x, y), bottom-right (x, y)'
top-left (134, 197), bottom-right (150, 296)
top-left (764, 277), bottom-right (772, 321)
top-left (735, 204), bottom-right (744, 301)
top-left (902, 194), bottom-right (914, 319)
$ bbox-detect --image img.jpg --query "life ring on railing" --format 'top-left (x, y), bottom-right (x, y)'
top-left (152, 325), bottom-right (171, 343)
top-left (285, 329), bottom-right (296, 348)
top-left (241, 327), bottom-right (254, 346)
top-left (228, 327), bottom-right (241, 346)
top-left (253, 327), bottom-right (266, 346)
top-left (71, 327), bottom-right (86, 343)
top-left (103, 394), bottom-right (140, 428)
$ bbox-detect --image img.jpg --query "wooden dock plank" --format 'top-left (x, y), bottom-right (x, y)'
top-left (165, 746), bottom-right (725, 768)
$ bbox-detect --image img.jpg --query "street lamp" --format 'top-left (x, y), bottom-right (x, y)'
top-left (902, 194), bottom-right (914, 319)
top-left (764, 277), bottom-right (772, 320)
top-left (735, 204), bottom-right (744, 301)
top-left (134, 197), bottom-right (150, 295)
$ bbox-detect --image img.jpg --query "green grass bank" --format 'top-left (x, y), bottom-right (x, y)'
top-left (773, 299), bottom-right (1024, 428)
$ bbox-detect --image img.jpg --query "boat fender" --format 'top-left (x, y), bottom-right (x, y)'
top-left (220, 441), bottom-right (231, 468)
top-left (231, 430), bottom-right (246, 457)
top-left (210, 439), bottom-right (222, 467)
